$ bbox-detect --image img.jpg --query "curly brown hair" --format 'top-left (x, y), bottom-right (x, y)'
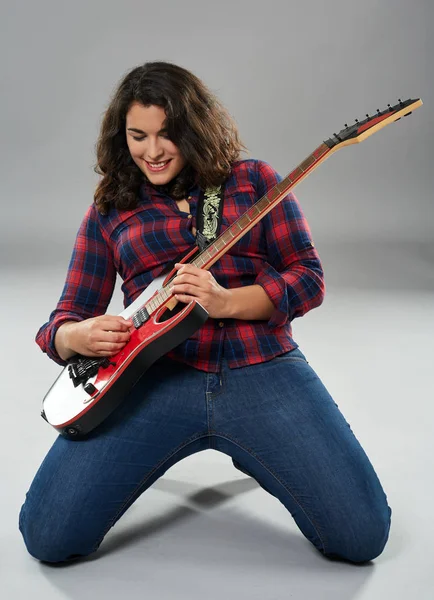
top-left (94, 61), bottom-right (247, 214)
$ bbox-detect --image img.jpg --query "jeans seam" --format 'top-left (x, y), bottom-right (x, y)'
top-left (213, 431), bottom-right (328, 554)
top-left (91, 432), bottom-right (209, 552)
top-left (206, 392), bottom-right (212, 447)
top-left (272, 357), bottom-right (307, 364)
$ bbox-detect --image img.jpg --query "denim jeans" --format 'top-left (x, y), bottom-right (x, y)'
top-left (19, 348), bottom-right (391, 563)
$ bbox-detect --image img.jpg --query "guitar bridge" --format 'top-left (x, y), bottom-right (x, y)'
top-left (68, 357), bottom-right (114, 387)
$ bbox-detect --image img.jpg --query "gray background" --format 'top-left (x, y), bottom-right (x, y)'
top-left (1, 1), bottom-right (433, 599)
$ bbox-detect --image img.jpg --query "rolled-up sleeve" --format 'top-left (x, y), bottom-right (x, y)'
top-left (254, 160), bottom-right (325, 329)
top-left (35, 204), bottom-right (117, 365)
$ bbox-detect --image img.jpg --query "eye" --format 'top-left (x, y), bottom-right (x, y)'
top-left (129, 133), bottom-right (170, 141)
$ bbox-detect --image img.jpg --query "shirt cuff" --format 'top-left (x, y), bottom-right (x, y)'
top-left (254, 263), bottom-right (290, 329)
top-left (36, 314), bottom-right (84, 366)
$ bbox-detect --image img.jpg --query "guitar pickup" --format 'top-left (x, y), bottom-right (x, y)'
top-left (132, 307), bottom-right (150, 329)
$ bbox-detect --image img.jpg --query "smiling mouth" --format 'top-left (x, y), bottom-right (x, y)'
top-left (145, 159), bottom-right (172, 172)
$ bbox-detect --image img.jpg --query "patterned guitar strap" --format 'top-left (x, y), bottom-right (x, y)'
top-left (195, 184), bottom-right (225, 252)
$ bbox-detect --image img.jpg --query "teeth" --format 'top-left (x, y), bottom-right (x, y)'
top-left (148, 161), bottom-right (169, 168)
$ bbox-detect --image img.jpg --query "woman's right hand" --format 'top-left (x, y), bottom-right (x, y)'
top-left (55, 315), bottom-right (133, 361)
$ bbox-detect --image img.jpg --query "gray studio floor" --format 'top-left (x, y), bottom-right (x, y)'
top-left (2, 241), bottom-right (433, 600)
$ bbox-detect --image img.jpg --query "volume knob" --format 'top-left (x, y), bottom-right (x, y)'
top-left (84, 382), bottom-right (98, 395)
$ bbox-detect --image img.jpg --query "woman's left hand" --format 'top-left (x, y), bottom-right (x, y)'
top-left (170, 263), bottom-right (232, 319)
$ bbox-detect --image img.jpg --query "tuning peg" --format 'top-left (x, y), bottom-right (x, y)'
top-left (376, 109), bottom-right (381, 114)
top-left (398, 98), bottom-right (403, 103)
top-left (366, 114), bottom-right (370, 119)
top-left (344, 123), bottom-right (348, 128)
top-left (355, 118), bottom-right (359, 123)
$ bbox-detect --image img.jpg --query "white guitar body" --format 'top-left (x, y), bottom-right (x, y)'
top-left (42, 274), bottom-right (164, 428)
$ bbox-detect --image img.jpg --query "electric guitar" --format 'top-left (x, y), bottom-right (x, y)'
top-left (41, 98), bottom-right (422, 439)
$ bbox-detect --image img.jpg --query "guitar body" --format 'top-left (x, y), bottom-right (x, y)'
top-left (42, 261), bottom-right (208, 439)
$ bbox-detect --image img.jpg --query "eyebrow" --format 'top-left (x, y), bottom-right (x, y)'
top-left (127, 127), bottom-right (168, 134)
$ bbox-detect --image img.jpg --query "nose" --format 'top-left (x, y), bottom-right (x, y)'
top-left (146, 136), bottom-right (164, 161)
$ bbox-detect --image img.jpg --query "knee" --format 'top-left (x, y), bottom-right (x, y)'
top-left (325, 503), bottom-right (392, 564)
top-left (19, 502), bottom-right (95, 564)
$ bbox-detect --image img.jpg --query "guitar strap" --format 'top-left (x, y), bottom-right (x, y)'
top-left (195, 184), bottom-right (225, 251)
top-left (153, 183), bottom-right (225, 280)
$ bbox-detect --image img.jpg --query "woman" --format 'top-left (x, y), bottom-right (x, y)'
top-left (19, 61), bottom-right (391, 564)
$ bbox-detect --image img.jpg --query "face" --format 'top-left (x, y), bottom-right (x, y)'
top-left (125, 103), bottom-right (187, 185)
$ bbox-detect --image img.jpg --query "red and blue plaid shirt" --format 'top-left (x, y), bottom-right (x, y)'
top-left (36, 159), bottom-right (325, 372)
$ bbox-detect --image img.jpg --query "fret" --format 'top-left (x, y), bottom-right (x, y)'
top-left (299, 154), bottom-right (316, 172)
top-left (214, 238), bottom-right (225, 251)
top-left (203, 249), bottom-right (213, 263)
top-left (238, 214), bottom-right (251, 229)
top-left (288, 166), bottom-right (303, 181)
top-left (254, 198), bottom-right (267, 214)
top-left (312, 143), bottom-right (329, 159)
top-left (194, 255), bottom-right (205, 267)
top-left (274, 182), bottom-right (285, 195)
top-left (250, 204), bottom-right (261, 217)
top-left (259, 194), bottom-right (271, 208)
top-left (265, 184), bottom-right (289, 206)
top-left (267, 188), bottom-right (279, 202)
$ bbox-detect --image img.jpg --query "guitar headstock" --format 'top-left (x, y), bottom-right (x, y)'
top-left (325, 98), bottom-right (422, 149)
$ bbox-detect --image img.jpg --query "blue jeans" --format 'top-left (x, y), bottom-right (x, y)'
top-left (19, 348), bottom-right (391, 563)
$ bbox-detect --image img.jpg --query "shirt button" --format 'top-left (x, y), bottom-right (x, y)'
top-left (218, 321), bottom-right (224, 328)
top-left (187, 214), bottom-right (192, 219)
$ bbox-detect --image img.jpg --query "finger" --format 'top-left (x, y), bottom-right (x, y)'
top-left (171, 284), bottom-right (201, 297)
top-left (172, 273), bottom-right (201, 286)
top-left (173, 293), bottom-right (194, 304)
top-left (112, 316), bottom-right (133, 329)
top-left (94, 349), bottom-right (123, 357)
top-left (174, 263), bottom-right (202, 276)
top-left (100, 316), bottom-right (133, 331)
top-left (95, 341), bottom-right (128, 354)
top-left (101, 330), bottom-right (131, 344)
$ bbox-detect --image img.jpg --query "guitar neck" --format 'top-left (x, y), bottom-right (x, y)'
top-left (136, 96), bottom-right (422, 317)
top-left (144, 141), bottom-right (337, 316)
top-left (192, 141), bottom-right (334, 271)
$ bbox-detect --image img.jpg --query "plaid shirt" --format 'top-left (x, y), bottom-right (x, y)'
top-left (36, 159), bottom-right (325, 372)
